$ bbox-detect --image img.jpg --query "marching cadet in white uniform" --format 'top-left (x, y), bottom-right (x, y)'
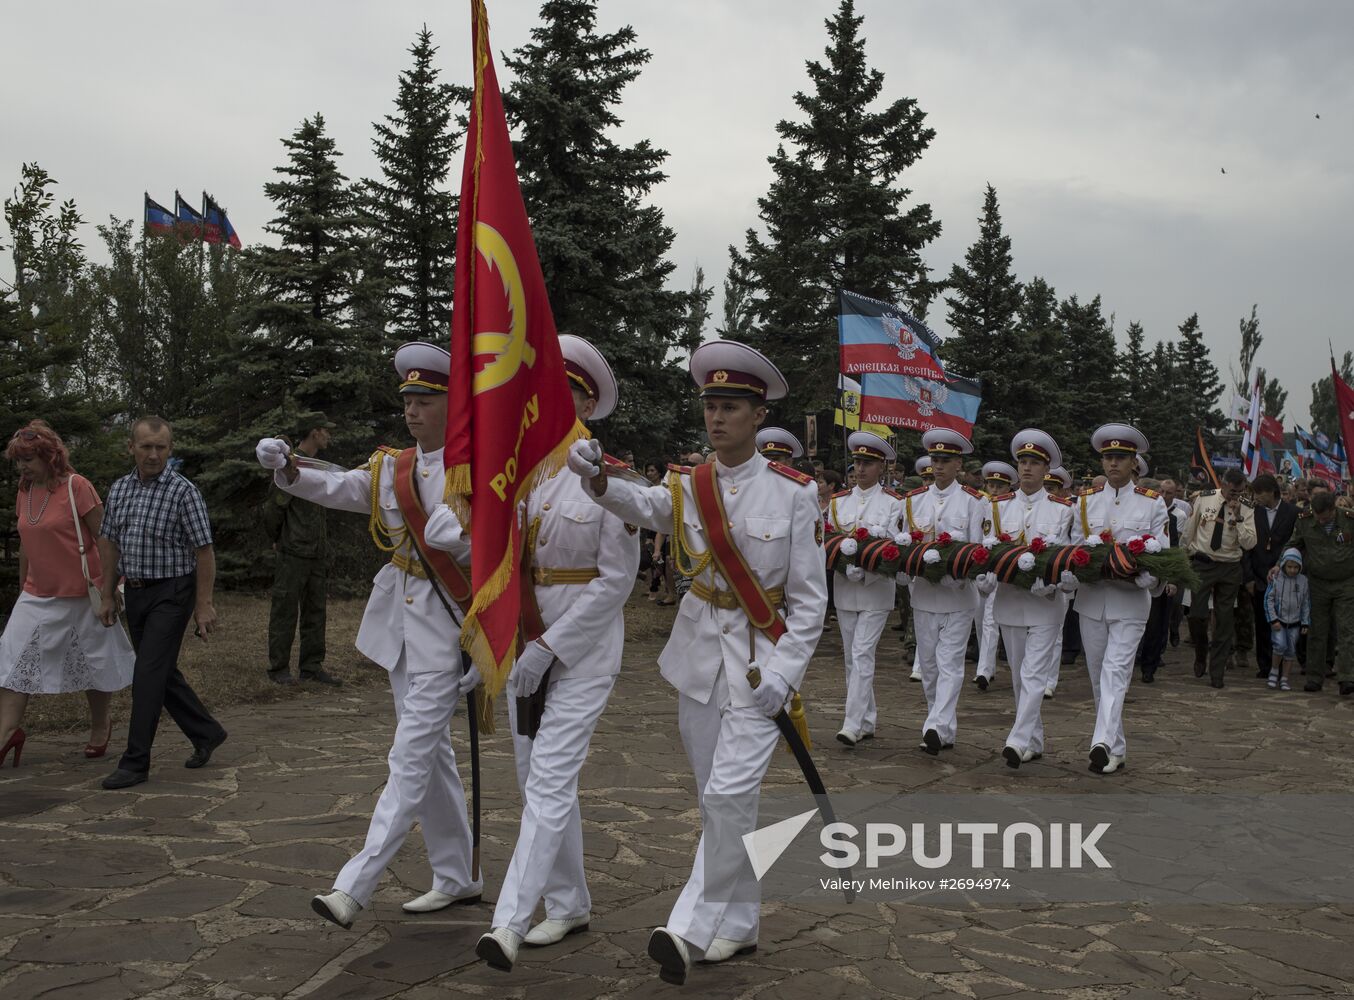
top-left (972, 460), bottom-right (1017, 690)
top-left (756, 427), bottom-right (804, 463)
top-left (567, 340), bottom-right (826, 986)
top-left (976, 431), bottom-right (1075, 767)
top-left (254, 343), bottom-right (482, 928)
top-left (830, 431), bottom-right (903, 746)
top-left (1069, 423), bottom-right (1169, 774)
top-left (902, 429), bottom-right (987, 754)
top-left (907, 458), bottom-right (933, 683)
top-left (1043, 466), bottom-right (1076, 699)
top-left (461, 337), bottom-right (641, 971)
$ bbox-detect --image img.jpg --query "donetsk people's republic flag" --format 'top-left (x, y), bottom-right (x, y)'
top-left (838, 289), bottom-right (947, 381)
top-left (859, 369), bottom-right (982, 435)
top-left (444, 0), bottom-right (583, 698)
top-left (144, 194), bottom-right (175, 233)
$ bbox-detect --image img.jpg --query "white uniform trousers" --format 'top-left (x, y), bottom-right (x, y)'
top-left (666, 683), bottom-right (780, 951)
top-left (1079, 616), bottom-right (1144, 757)
top-left (333, 656), bottom-right (479, 906)
top-left (494, 674), bottom-right (615, 936)
top-left (838, 609), bottom-right (888, 735)
top-left (914, 608), bottom-right (974, 745)
top-left (999, 623), bottom-right (1061, 755)
top-left (974, 592), bottom-right (999, 681)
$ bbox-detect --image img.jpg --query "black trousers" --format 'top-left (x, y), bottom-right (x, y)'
top-left (118, 575), bottom-right (222, 774)
top-left (1250, 585), bottom-right (1273, 669)
top-left (1139, 593), bottom-right (1171, 674)
top-left (1061, 601), bottom-right (1082, 662)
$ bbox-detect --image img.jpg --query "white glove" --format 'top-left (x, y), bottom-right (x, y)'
top-left (255, 437), bottom-right (291, 470)
top-left (896, 574), bottom-right (913, 588)
top-left (567, 438), bottom-right (603, 479)
top-left (845, 565), bottom-right (865, 582)
top-left (456, 662), bottom-right (481, 697)
top-left (510, 640), bottom-right (555, 698)
top-left (1135, 572), bottom-right (1158, 591)
top-left (1030, 579), bottom-right (1055, 598)
top-left (1057, 570), bottom-right (1079, 594)
top-left (751, 668), bottom-right (791, 717)
top-left (940, 575), bottom-right (967, 590)
top-left (975, 572), bottom-right (998, 595)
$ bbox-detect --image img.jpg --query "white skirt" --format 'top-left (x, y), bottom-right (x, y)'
top-left (0, 592), bottom-right (135, 694)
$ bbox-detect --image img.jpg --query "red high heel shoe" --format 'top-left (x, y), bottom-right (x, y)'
top-left (84, 721), bottom-right (113, 759)
top-left (1, 728), bottom-right (25, 768)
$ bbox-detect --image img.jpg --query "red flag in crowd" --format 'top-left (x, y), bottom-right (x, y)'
top-left (1332, 357), bottom-right (1354, 481)
top-left (444, 0), bottom-right (583, 697)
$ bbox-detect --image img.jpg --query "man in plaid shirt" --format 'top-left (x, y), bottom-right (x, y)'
top-left (97, 416), bottom-right (227, 789)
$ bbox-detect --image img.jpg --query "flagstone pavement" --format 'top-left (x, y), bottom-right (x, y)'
top-left (2, 603), bottom-right (1352, 999)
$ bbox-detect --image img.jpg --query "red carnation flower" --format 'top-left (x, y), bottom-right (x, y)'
top-left (881, 544), bottom-right (900, 561)
top-left (1029, 537), bottom-right (1047, 554)
top-left (1099, 530), bottom-right (1115, 543)
top-left (825, 522), bottom-right (836, 534)
top-left (998, 532), bottom-right (1013, 542)
top-left (911, 530), bottom-right (925, 543)
top-left (1071, 548), bottom-right (1091, 567)
top-left (936, 532), bottom-right (953, 546)
top-left (1127, 537), bottom-right (1146, 555)
top-left (972, 546), bottom-right (991, 565)
top-left (853, 527), bottom-right (869, 542)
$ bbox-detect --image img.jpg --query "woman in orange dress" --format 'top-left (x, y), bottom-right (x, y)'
top-left (1, 421), bottom-right (134, 766)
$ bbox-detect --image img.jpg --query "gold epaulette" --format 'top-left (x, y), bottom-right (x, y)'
top-left (1135, 485), bottom-right (1161, 499)
top-left (993, 491), bottom-right (1017, 502)
top-left (962, 484), bottom-right (986, 500)
top-left (1079, 485), bottom-right (1105, 496)
top-left (666, 463), bottom-right (692, 475)
top-left (883, 488), bottom-right (904, 500)
top-left (906, 485), bottom-right (928, 498)
top-left (832, 489), bottom-right (852, 499)
top-left (1048, 494), bottom-right (1075, 506)
top-left (768, 460), bottom-right (814, 485)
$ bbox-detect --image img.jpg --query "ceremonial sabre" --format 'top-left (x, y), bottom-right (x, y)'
top-left (748, 667), bottom-right (856, 903)
top-left (465, 673), bottom-right (482, 881)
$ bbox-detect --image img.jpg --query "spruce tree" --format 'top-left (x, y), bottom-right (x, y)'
top-left (366, 26), bottom-right (464, 343)
top-left (504, 0), bottom-right (695, 456)
top-left (1119, 321), bottom-right (1150, 425)
top-left (1139, 340), bottom-right (1190, 479)
top-left (1174, 312), bottom-right (1225, 441)
top-left (731, 0), bottom-right (942, 418)
top-left (1055, 294), bottom-right (1120, 473)
top-left (1012, 276), bottom-right (1074, 472)
top-left (943, 185), bottom-right (1024, 458)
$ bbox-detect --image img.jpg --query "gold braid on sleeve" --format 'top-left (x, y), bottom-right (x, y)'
top-left (668, 472), bottom-right (712, 579)
top-left (367, 451), bottom-right (407, 553)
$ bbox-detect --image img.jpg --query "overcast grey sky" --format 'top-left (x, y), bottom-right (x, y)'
top-left (4, 1), bottom-right (1350, 421)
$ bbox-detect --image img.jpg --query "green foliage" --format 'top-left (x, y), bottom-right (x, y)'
top-left (1173, 312), bottom-right (1225, 440)
top-left (504, 0), bottom-right (697, 459)
top-left (1119, 321), bottom-right (1150, 426)
top-left (731, 0), bottom-right (942, 422)
top-left (1055, 294), bottom-right (1121, 473)
top-left (943, 185), bottom-right (1025, 459)
top-left (1138, 339), bottom-right (1192, 481)
top-left (366, 26), bottom-right (465, 344)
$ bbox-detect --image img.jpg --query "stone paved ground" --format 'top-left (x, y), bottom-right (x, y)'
top-left (2, 596), bottom-right (1352, 999)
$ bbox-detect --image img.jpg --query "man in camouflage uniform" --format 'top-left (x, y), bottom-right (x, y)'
top-left (264, 413), bottom-right (342, 686)
top-left (1287, 490), bottom-right (1354, 695)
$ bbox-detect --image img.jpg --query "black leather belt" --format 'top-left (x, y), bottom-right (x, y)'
top-left (124, 575), bottom-right (189, 588)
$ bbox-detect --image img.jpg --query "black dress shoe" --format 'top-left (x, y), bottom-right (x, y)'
top-left (1141, 671), bottom-right (1155, 684)
top-left (1255, 667), bottom-right (1270, 678)
top-left (186, 729), bottom-right (228, 769)
top-left (1210, 679), bottom-right (1224, 689)
top-left (1340, 682), bottom-right (1354, 697)
top-left (268, 672), bottom-right (297, 686)
top-left (102, 768), bottom-right (147, 790)
top-left (921, 729), bottom-right (941, 756)
top-left (301, 670), bottom-right (343, 687)
top-left (1169, 631), bottom-right (1180, 648)
top-left (1304, 681), bottom-right (1323, 693)
top-left (1088, 744), bottom-right (1109, 773)
top-left (1193, 658), bottom-right (1207, 678)
top-left (975, 676), bottom-right (989, 692)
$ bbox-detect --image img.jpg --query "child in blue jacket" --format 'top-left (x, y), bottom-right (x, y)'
top-left (1263, 548), bottom-right (1310, 691)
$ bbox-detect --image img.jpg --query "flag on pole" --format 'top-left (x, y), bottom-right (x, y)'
top-left (444, 0), bottom-right (584, 699)
top-left (1191, 426), bottom-right (1221, 489)
top-left (1327, 356), bottom-right (1354, 479)
top-left (858, 369), bottom-right (982, 435)
top-left (837, 289), bottom-right (946, 381)
top-left (174, 191), bottom-right (204, 239)
top-left (833, 374), bottom-right (891, 436)
top-left (144, 193), bottom-right (175, 234)
top-left (1258, 413), bottom-right (1284, 446)
top-left (202, 192), bottom-right (242, 249)
top-left (1240, 374), bottom-right (1262, 479)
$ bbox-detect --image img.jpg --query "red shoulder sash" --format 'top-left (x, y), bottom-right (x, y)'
top-left (690, 462), bottom-right (787, 643)
top-left (391, 448), bottom-right (472, 611)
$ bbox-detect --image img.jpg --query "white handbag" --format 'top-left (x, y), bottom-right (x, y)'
top-left (68, 476), bottom-right (104, 614)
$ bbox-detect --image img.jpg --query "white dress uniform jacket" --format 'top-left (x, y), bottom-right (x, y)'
top-left (829, 484), bottom-right (904, 611)
top-left (585, 453), bottom-right (827, 705)
top-left (903, 481), bottom-right (987, 611)
top-left (991, 489), bottom-right (1076, 626)
top-left (276, 445), bottom-right (468, 669)
top-left (1069, 484), bottom-right (1170, 622)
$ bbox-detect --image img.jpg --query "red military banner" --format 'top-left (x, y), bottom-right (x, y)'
top-left (1258, 413), bottom-right (1285, 446)
top-left (444, 0), bottom-right (583, 697)
top-left (1333, 358), bottom-right (1354, 483)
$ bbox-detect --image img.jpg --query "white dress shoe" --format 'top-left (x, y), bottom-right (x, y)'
top-left (1099, 753), bottom-right (1126, 774)
top-left (476, 927), bottom-right (523, 972)
top-left (700, 937), bottom-right (757, 963)
top-left (835, 727), bottom-right (858, 747)
top-left (1043, 687), bottom-right (1055, 699)
top-left (1088, 744), bottom-right (1126, 774)
top-left (909, 668), bottom-right (921, 682)
top-left (312, 889), bottom-right (361, 929)
top-left (402, 888), bottom-right (482, 913)
top-left (524, 914), bottom-right (590, 946)
top-left (647, 927), bottom-right (692, 986)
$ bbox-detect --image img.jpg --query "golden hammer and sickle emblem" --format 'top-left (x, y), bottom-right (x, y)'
top-left (473, 221), bottom-right (537, 395)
